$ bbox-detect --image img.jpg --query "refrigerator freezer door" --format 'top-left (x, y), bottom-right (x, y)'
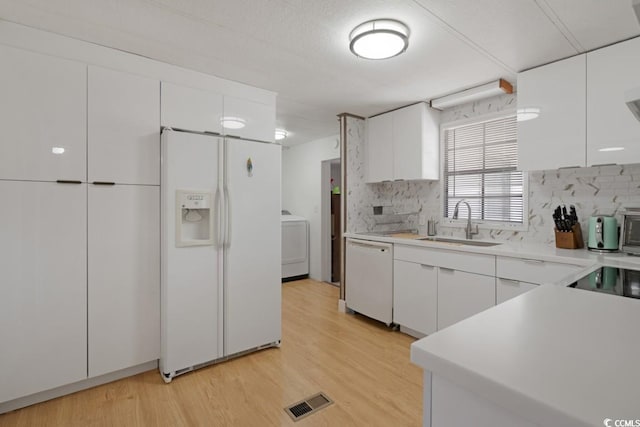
top-left (224, 139), bottom-right (281, 356)
top-left (160, 130), bottom-right (224, 378)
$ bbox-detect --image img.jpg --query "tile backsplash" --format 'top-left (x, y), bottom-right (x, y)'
top-left (346, 93), bottom-right (640, 245)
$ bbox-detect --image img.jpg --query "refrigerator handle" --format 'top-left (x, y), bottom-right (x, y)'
top-left (215, 187), bottom-right (223, 248)
top-left (223, 185), bottom-right (231, 248)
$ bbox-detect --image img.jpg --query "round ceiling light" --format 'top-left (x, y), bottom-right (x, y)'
top-left (220, 116), bottom-right (246, 129)
top-left (275, 129), bottom-right (288, 140)
top-left (516, 108), bottom-right (540, 122)
top-left (349, 19), bottom-right (409, 60)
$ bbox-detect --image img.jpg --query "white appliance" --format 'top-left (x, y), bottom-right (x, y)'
top-left (281, 214), bottom-right (309, 280)
top-left (160, 129), bottom-right (281, 382)
top-left (345, 238), bottom-right (393, 325)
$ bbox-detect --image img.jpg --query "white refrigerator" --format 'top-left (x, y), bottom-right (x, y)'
top-left (160, 129), bottom-right (281, 382)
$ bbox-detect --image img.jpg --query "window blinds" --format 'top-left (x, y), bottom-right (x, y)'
top-left (443, 115), bottom-right (523, 223)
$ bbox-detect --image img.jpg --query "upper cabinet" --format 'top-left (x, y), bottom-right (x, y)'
top-left (89, 66), bottom-right (160, 185)
top-left (0, 45), bottom-right (87, 182)
top-left (222, 95), bottom-right (276, 142)
top-left (517, 55), bottom-right (587, 171)
top-left (587, 37), bottom-right (640, 166)
top-left (161, 81), bottom-right (223, 134)
top-left (366, 102), bottom-right (440, 183)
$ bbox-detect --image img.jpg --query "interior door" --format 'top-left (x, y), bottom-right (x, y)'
top-left (224, 138), bottom-right (281, 356)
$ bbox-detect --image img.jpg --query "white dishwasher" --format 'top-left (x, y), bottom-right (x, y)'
top-left (345, 238), bottom-right (393, 325)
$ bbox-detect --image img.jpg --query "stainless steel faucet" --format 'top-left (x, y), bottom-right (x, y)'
top-left (452, 200), bottom-right (479, 240)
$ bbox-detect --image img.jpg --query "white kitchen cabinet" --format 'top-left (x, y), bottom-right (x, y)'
top-left (0, 45), bottom-right (86, 182)
top-left (161, 81), bottom-right (223, 134)
top-left (393, 260), bottom-right (438, 335)
top-left (496, 256), bottom-right (582, 285)
top-left (587, 37), bottom-right (640, 166)
top-left (88, 66), bottom-right (160, 185)
top-left (437, 269), bottom-right (495, 330)
top-left (0, 181), bottom-right (87, 403)
top-left (366, 102), bottom-right (440, 182)
top-left (223, 95), bottom-right (276, 142)
top-left (517, 55), bottom-right (586, 171)
top-left (496, 278), bottom-right (538, 304)
top-left (88, 184), bottom-right (160, 377)
top-left (366, 113), bottom-right (394, 182)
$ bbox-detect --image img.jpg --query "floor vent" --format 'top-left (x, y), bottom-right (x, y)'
top-left (284, 392), bottom-right (333, 421)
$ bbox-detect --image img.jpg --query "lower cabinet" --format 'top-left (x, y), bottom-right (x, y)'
top-left (496, 278), bottom-right (538, 304)
top-left (0, 181), bottom-right (87, 403)
top-left (393, 260), bottom-right (438, 335)
top-left (437, 269), bottom-right (496, 330)
top-left (88, 184), bottom-right (160, 377)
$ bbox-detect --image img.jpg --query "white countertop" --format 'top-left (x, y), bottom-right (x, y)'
top-left (345, 231), bottom-right (640, 268)
top-left (410, 284), bottom-right (640, 427)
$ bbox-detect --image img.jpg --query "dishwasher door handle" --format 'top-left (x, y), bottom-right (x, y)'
top-left (348, 240), bottom-right (392, 252)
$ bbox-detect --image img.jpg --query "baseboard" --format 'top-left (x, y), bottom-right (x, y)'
top-left (0, 360), bottom-right (158, 414)
top-left (338, 299), bottom-right (347, 313)
top-left (399, 325), bottom-right (427, 339)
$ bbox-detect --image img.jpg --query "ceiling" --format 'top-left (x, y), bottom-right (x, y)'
top-left (0, 0), bottom-right (638, 146)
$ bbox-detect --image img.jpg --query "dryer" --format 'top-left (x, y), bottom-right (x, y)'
top-left (281, 214), bottom-right (309, 280)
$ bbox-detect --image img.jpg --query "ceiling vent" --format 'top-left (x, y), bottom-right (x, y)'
top-left (625, 87), bottom-right (640, 121)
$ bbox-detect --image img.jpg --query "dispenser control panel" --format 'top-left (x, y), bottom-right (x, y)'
top-left (175, 189), bottom-right (214, 247)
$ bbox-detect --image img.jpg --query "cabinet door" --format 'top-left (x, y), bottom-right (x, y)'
top-left (88, 184), bottom-right (160, 377)
top-left (161, 81), bottom-right (223, 134)
top-left (89, 66), bottom-right (160, 185)
top-left (393, 260), bottom-right (437, 335)
top-left (222, 95), bottom-right (275, 142)
top-left (366, 113), bottom-right (393, 182)
top-left (393, 104), bottom-right (424, 180)
top-left (518, 55), bottom-right (586, 171)
top-left (0, 181), bottom-right (87, 403)
top-left (0, 45), bottom-right (86, 182)
top-left (496, 278), bottom-right (538, 304)
top-left (437, 269), bottom-right (495, 330)
top-left (587, 37), bottom-right (640, 166)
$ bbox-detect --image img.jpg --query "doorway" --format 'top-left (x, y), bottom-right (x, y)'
top-left (321, 158), bottom-right (341, 285)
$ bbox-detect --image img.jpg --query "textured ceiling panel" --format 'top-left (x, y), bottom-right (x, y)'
top-left (0, 0), bottom-right (638, 145)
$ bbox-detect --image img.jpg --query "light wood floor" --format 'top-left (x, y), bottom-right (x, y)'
top-left (1, 279), bottom-right (423, 426)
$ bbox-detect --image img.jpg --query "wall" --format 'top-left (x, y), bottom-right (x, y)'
top-left (282, 135), bottom-right (340, 280)
top-left (346, 93), bottom-right (640, 245)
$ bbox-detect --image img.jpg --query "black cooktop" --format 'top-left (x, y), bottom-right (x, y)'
top-left (569, 266), bottom-right (640, 299)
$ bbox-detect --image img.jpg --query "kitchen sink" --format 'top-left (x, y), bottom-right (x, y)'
top-left (418, 237), bottom-right (502, 247)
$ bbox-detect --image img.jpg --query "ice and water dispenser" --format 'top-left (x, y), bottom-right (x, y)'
top-left (175, 190), bottom-right (214, 247)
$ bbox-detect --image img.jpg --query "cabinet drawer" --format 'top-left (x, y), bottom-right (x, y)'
top-left (395, 244), bottom-right (495, 276)
top-left (496, 257), bottom-right (582, 284)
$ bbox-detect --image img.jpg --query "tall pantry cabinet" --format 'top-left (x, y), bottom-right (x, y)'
top-left (0, 47), bottom-right (160, 403)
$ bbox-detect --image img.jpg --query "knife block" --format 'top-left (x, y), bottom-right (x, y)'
top-left (554, 223), bottom-right (584, 249)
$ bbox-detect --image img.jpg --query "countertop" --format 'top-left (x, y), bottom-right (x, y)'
top-left (345, 231), bottom-right (640, 268)
top-left (410, 284), bottom-right (640, 426)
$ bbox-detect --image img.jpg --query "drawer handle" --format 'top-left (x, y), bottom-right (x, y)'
top-left (92, 181), bottom-right (115, 186)
top-left (439, 267), bottom-right (454, 273)
top-left (420, 264), bottom-right (435, 269)
top-left (523, 259), bottom-right (544, 264)
top-left (56, 180), bottom-right (82, 184)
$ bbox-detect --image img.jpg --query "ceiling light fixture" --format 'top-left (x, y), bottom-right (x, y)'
top-left (220, 116), bottom-right (246, 129)
top-left (349, 19), bottom-right (409, 60)
top-left (430, 79), bottom-right (513, 110)
top-left (516, 107), bottom-right (540, 122)
top-left (275, 129), bottom-right (288, 140)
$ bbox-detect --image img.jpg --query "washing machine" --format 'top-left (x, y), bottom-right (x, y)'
top-left (281, 213), bottom-right (309, 280)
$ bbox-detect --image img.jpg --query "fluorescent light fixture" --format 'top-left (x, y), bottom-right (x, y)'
top-left (51, 147), bottom-right (65, 154)
top-left (431, 79), bottom-right (513, 110)
top-left (220, 116), bottom-right (246, 129)
top-left (517, 107), bottom-right (540, 122)
top-left (275, 129), bottom-right (288, 140)
top-left (349, 19), bottom-right (409, 60)
top-left (598, 147), bottom-right (625, 152)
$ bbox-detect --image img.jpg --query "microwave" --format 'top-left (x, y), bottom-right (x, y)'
top-left (620, 208), bottom-right (640, 255)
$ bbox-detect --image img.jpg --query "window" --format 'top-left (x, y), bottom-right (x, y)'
top-left (442, 113), bottom-right (525, 226)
